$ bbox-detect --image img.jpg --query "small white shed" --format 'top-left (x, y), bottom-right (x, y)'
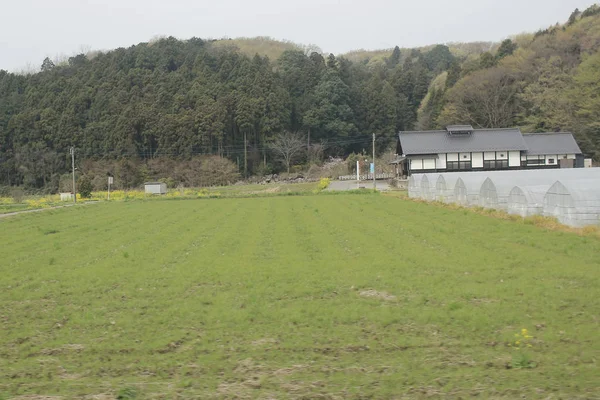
top-left (144, 182), bottom-right (167, 195)
top-left (60, 192), bottom-right (74, 201)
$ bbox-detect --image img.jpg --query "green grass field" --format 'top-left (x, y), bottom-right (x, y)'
top-left (1, 194), bottom-right (599, 399)
top-left (0, 204), bottom-right (31, 215)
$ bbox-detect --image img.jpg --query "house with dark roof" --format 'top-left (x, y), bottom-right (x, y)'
top-left (394, 125), bottom-right (583, 176)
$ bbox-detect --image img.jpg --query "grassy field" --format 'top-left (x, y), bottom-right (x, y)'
top-left (1, 193), bottom-right (599, 399)
top-left (0, 204), bottom-right (31, 214)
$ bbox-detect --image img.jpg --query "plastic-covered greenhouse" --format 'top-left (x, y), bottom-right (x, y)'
top-left (409, 169), bottom-right (600, 219)
top-left (453, 172), bottom-right (488, 206)
top-left (479, 174), bottom-right (555, 210)
top-left (435, 173), bottom-right (463, 203)
top-left (408, 174), bottom-right (422, 198)
top-left (543, 179), bottom-right (600, 227)
top-left (507, 185), bottom-right (550, 217)
top-left (480, 169), bottom-right (600, 210)
top-left (420, 174), bottom-right (439, 201)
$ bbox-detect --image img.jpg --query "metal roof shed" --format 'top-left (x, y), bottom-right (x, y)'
top-left (145, 182), bottom-right (167, 195)
top-left (543, 179), bottom-right (600, 227)
top-left (508, 185), bottom-right (550, 217)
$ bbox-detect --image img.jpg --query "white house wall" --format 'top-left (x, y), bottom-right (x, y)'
top-left (509, 151), bottom-right (520, 167)
top-left (436, 154), bottom-right (447, 169)
top-left (472, 152), bottom-right (483, 168)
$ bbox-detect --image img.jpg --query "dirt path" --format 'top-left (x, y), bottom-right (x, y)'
top-left (0, 202), bottom-right (96, 219)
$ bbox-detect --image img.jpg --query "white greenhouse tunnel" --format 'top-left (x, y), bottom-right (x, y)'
top-left (507, 185), bottom-right (550, 217)
top-left (479, 169), bottom-right (600, 210)
top-left (543, 179), bottom-right (600, 227)
top-left (435, 173), bottom-right (463, 203)
top-left (408, 174), bottom-right (422, 199)
top-left (452, 172), bottom-right (489, 206)
top-left (405, 168), bottom-right (600, 227)
top-left (420, 174), bottom-right (439, 201)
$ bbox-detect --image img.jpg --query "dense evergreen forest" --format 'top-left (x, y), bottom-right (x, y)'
top-left (1, 4), bottom-right (600, 192)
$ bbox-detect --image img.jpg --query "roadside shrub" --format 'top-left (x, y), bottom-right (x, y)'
top-left (78, 176), bottom-right (93, 199)
top-left (183, 156), bottom-right (241, 187)
top-left (307, 164), bottom-right (324, 179)
top-left (10, 187), bottom-right (25, 203)
top-left (58, 173), bottom-right (75, 193)
top-left (346, 153), bottom-right (370, 174)
top-left (254, 163), bottom-right (273, 177)
top-left (158, 177), bottom-right (176, 188)
top-left (316, 178), bottom-right (331, 191)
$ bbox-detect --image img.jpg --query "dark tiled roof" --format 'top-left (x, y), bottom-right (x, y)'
top-left (523, 133), bottom-right (582, 156)
top-left (446, 125), bottom-right (474, 132)
top-left (398, 128), bottom-right (528, 155)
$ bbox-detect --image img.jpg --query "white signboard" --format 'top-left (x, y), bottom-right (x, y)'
top-left (108, 176), bottom-right (113, 184)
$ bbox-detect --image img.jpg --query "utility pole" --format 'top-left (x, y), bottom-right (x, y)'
top-left (244, 132), bottom-right (248, 178)
top-left (372, 133), bottom-right (376, 191)
top-left (70, 147), bottom-right (76, 203)
top-left (356, 160), bottom-right (360, 189)
top-left (107, 175), bottom-right (113, 200)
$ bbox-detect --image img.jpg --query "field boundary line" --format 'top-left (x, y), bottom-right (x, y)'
top-left (0, 202), bottom-right (98, 219)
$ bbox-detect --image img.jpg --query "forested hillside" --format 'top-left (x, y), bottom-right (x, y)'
top-left (425, 4), bottom-right (600, 159)
top-left (1, 4), bottom-right (599, 192)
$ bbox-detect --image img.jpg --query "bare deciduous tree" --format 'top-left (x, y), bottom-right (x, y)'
top-left (269, 132), bottom-right (306, 174)
top-left (438, 67), bottom-right (519, 128)
top-left (308, 141), bottom-right (327, 165)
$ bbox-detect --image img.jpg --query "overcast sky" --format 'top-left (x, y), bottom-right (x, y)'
top-left (1, 0), bottom-right (597, 72)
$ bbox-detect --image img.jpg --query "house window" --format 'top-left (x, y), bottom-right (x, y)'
top-left (483, 160), bottom-right (509, 169)
top-left (458, 161), bottom-right (472, 170)
top-left (523, 156), bottom-right (545, 166)
top-left (447, 161), bottom-right (459, 170)
top-left (548, 158), bottom-right (555, 164)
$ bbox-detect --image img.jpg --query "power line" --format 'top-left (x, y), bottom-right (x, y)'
top-left (46, 135), bottom-right (381, 158)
